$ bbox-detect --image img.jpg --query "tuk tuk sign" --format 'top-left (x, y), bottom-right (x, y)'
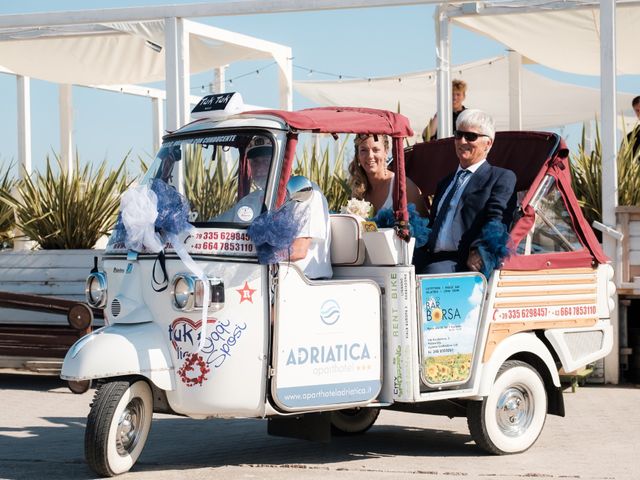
top-left (419, 274), bottom-right (485, 387)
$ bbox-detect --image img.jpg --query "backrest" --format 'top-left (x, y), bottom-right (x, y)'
top-left (329, 214), bottom-right (365, 266)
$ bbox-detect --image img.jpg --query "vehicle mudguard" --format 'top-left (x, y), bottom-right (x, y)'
top-left (61, 323), bottom-right (175, 391)
top-left (477, 332), bottom-right (560, 397)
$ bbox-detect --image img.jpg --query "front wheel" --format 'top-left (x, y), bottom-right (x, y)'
top-left (85, 379), bottom-right (153, 477)
top-left (330, 407), bottom-right (380, 435)
top-left (467, 360), bottom-right (547, 454)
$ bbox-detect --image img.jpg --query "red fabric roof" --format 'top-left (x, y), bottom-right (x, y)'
top-left (243, 107), bottom-right (414, 137)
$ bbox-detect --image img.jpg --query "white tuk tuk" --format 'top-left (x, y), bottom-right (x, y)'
top-left (62, 93), bottom-right (614, 477)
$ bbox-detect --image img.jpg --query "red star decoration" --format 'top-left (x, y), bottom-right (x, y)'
top-left (237, 281), bottom-right (257, 304)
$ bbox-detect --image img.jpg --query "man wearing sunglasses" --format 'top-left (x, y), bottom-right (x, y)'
top-left (419, 109), bottom-right (516, 275)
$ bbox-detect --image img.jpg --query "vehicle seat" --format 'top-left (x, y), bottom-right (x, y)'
top-left (329, 214), bottom-right (365, 265)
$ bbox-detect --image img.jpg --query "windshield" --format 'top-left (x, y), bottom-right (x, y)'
top-left (143, 132), bottom-right (276, 225)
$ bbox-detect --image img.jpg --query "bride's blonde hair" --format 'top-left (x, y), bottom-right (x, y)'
top-left (348, 134), bottom-right (390, 199)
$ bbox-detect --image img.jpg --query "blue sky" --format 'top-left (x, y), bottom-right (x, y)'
top-left (0, 1), bottom-right (638, 175)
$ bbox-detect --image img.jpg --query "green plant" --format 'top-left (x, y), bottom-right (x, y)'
top-left (0, 162), bottom-right (17, 246)
top-left (293, 136), bottom-right (351, 212)
top-left (183, 144), bottom-right (238, 220)
top-left (571, 122), bottom-right (640, 226)
top-left (0, 154), bottom-right (131, 249)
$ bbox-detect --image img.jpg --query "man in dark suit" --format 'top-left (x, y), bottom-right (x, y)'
top-left (420, 109), bottom-right (516, 274)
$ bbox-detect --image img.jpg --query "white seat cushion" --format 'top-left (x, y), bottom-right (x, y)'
top-left (329, 214), bottom-right (365, 265)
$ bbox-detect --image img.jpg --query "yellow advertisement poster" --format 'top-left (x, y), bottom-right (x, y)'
top-left (419, 274), bottom-right (485, 386)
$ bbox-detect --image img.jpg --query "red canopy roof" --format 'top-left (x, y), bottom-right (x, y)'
top-left (243, 107), bottom-right (414, 137)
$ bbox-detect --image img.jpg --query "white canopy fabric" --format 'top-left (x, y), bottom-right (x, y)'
top-left (294, 56), bottom-right (636, 138)
top-left (450, 2), bottom-right (640, 76)
top-left (0, 20), bottom-right (279, 85)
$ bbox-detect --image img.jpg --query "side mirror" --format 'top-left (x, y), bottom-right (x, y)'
top-left (286, 175), bottom-right (313, 203)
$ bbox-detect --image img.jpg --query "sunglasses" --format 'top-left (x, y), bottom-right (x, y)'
top-left (454, 130), bottom-right (490, 142)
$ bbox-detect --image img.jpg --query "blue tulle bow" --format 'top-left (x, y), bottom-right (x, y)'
top-left (372, 203), bottom-right (431, 248)
top-left (247, 202), bottom-right (302, 264)
top-left (151, 179), bottom-right (191, 236)
top-left (476, 219), bottom-right (512, 278)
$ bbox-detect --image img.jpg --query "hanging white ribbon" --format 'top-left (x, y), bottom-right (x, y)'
top-left (170, 232), bottom-right (210, 352)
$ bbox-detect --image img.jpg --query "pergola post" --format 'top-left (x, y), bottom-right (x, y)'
top-left (435, 4), bottom-right (452, 139)
top-left (600, 0), bottom-right (619, 384)
top-left (164, 16), bottom-right (187, 193)
top-left (165, 17), bottom-right (181, 133)
top-left (58, 84), bottom-right (73, 173)
top-left (508, 49), bottom-right (522, 130)
top-left (213, 66), bottom-right (226, 94)
top-left (276, 52), bottom-right (293, 111)
top-left (151, 96), bottom-right (164, 153)
top-left (16, 75), bottom-right (31, 179)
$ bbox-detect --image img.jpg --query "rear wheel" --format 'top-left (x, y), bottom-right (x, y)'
top-left (467, 360), bottom-right (547, 454)
top-left (330, 407), bottom-right (380, 435)
top-left (85, 379), bottom-right (153, 477)
top-left (68, 380), bottom-right (92, 394)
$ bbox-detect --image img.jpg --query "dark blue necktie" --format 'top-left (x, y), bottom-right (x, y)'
top-left (426, 169), bottom-right (470, 252)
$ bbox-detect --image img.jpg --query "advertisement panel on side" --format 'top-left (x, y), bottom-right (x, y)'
top-left (273, 268), bottom-right (382, 411)
top-left (418, 274), bottom-right (485, 387)
top-left (386, 270), bottom-right (418, 402)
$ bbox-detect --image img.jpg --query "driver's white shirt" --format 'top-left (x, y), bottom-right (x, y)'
top-left (290, 185), bottom-right (332, 280)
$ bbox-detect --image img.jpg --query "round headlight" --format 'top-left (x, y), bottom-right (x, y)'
top-left (85, 272), bottom-right (107, 308)
top-left (172, 274), bottom-right (196, 311)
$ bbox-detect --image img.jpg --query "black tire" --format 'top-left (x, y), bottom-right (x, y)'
top-left (85, 380), bottom-right (153, 477)
top-left (68, 380), bottom-right (92, 394)
top-left (330, 407), bottom-right (380, 436)
top-left (467, 360), bottom-right (547, 455)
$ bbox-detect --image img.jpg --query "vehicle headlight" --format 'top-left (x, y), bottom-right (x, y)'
top-left (171, 274), bottom-right (225, 312)
top-left (85, 272), bottom-right (107, 308)
top-left (172, 273), bottom-right (196, 311)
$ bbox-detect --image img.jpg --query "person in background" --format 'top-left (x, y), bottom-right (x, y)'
top-left (423, 79), bottom-right (467, 142)
top-left (418, 109), bottom-right (516, 275)
top-left (348, 133), bottom-right (428, 217)
top-left (626, 96), bottom-right (640, 156)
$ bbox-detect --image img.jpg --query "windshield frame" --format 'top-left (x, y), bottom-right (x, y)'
top-left (149, 126), bottom-right (285, 229)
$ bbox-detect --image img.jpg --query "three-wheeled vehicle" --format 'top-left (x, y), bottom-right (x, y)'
top-left (62, 93), bottom-right (614, 477)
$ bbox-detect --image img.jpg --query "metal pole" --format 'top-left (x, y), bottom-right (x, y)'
top-left (600, 0), bottom-right (619, 385)
top-left (16, 75), bottom-right (31, 179)
top-left (213, 66), bottom-right (226, 94)
top-left (435, 4), bottom-right (451, 139)
top-left (58, 84), bottom-right (73, 173)
top-left (508, 49), bottom-right (522, 130)
top-left (151, 97), bottom-right (163, 153)
top-left (165, 17), bottom-right (180, 133)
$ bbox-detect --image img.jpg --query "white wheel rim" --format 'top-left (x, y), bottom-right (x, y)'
top-left (495, 384), bottom-right (534, 438)
top-left (484, 365), bottom-right (547, 453)
top-left (116, 396), bottom-right (147, 456)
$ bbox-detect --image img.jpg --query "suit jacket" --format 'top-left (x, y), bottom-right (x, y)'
top-left (428, 161), bottom-right (517, 267)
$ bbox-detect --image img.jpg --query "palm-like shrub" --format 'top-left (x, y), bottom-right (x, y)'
top-left (571, 123), bottom-right (640, 226)
top-left (293, 136), bottom-right (351, 212)
top-left (0, 163), bottom-right (17, 246)
top-left (0, 155), bottom-right (130, 249)
top-left (183, 145), bottom-right (238, 221)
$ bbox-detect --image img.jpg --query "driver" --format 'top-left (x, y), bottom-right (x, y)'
top-left (213, 143), bottom-right (271, 223)
top-left (285, 176), bottom-right (333, 280)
